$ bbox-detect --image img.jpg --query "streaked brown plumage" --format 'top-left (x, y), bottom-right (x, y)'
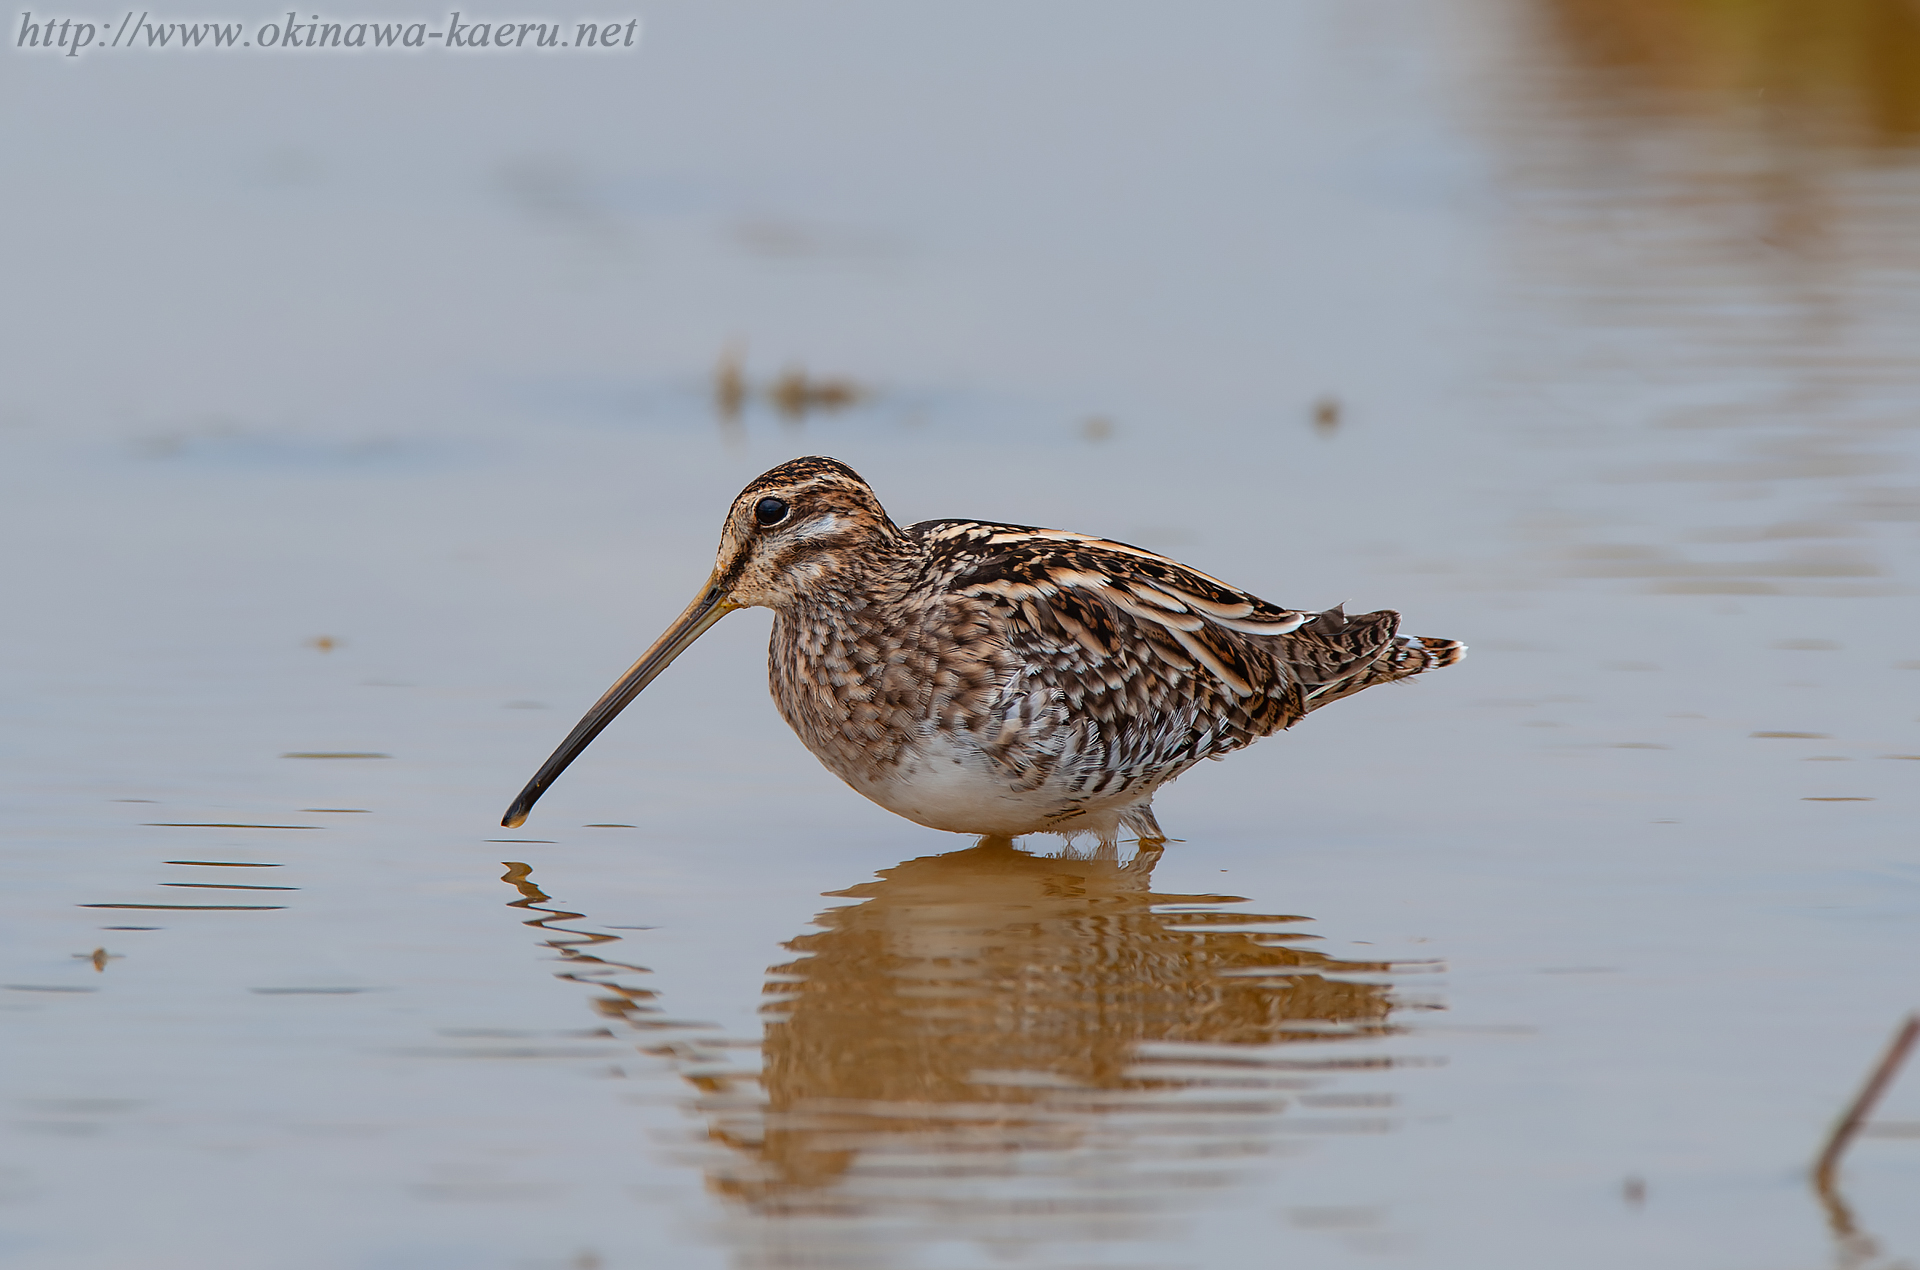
top-left (503, 456), bottom-right (1463, 846)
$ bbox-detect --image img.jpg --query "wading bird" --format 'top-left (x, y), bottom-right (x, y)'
top-left (504, 457), bottom-right (1462, 848)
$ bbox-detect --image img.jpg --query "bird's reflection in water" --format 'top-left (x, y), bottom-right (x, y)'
top-left (503, 840), bottom-right (1436, 1266)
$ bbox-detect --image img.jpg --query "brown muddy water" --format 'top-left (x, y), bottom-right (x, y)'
top-left (5, 2), bottom-right (1920, 1267)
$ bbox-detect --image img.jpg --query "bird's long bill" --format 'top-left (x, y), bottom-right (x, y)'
top-left (501, 579), bottom-right (738, 828)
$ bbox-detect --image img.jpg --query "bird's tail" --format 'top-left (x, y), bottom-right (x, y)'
top-left (1289, 606), bottom-right (1464, 714)
top-left (1386, 634), bottom-right (1467, 676)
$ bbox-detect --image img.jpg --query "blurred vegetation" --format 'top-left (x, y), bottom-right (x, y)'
top-left (1538, 0), bottom-right (1920, 146)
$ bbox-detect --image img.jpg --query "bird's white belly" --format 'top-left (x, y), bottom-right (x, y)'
top-left (836, 732), bottom-right (1141, 839)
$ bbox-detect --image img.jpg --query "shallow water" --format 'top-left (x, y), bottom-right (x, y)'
top-left (5, 2), bottom-right (1920, 1267)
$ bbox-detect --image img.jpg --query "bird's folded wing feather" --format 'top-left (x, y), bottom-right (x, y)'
top-left (918, 522), bottom-right (1402, 760)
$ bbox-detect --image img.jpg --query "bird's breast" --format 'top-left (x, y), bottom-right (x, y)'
top-left (766, 597), bottom-right (1010, 777)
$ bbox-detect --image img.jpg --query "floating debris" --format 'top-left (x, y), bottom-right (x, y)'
top-left (1813, 1014), bottom-right (1920, 1238)
top-left (714, 345), bottom-right (747, 420)
top-left (1312, 396), bottom-right (1342, 435)
top-left (767, 367), bottom-right (864, 419)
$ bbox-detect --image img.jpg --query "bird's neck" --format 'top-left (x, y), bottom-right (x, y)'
top-left (779, 528), bottom-right (922, 632)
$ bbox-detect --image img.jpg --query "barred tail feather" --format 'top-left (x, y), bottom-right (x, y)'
top-left (1395, 635), bottom-right (1466, 674)
top-left (1297, 631), bottom-right (1464, 713)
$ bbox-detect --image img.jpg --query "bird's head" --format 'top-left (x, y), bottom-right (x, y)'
top-left (501, 456), bottom-right (897, 827)
top-left (708, 456), bottom-right (901, 610)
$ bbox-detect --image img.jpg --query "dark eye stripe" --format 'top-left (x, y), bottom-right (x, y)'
top-left (754, 496), bottom-right (790, 527)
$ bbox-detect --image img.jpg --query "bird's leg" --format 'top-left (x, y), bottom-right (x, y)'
top-left (1119, 803), bottom-right (1167, 870)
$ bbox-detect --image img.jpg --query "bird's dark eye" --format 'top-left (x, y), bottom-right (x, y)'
top-left (754, 496), bottom-right (790, 527)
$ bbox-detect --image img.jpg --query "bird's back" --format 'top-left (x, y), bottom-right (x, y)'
top-left (898, 522), bottom-right (1457, 801)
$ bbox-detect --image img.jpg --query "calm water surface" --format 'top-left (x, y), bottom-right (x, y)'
top-left (4, 2), bottom-right (1919, 1267)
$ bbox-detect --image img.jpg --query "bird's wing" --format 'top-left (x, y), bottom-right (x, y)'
top-left (915, 522), bottom-right (1392, 769)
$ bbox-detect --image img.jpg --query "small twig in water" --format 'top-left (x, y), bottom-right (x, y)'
top-left (1813, 1013), bottom-right (1920, 1199)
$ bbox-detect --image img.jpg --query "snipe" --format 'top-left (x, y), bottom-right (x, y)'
top-left (503, 456), bottom-right (1462, 847)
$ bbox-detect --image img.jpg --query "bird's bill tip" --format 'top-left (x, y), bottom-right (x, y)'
top-left (495, 576), bottom-right (738, 830)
